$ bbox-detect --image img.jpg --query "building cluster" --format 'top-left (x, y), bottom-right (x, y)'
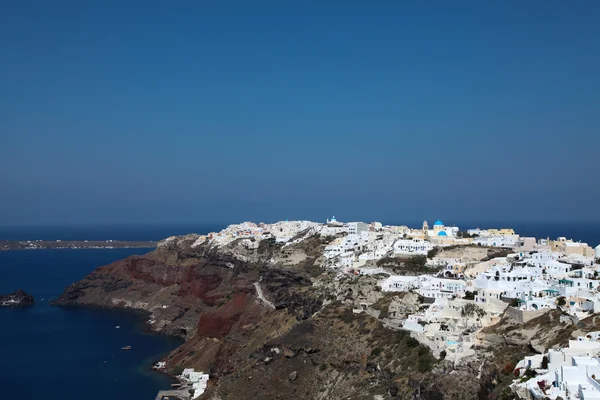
top-left (180, 368), bottom-right (210, 399)
top-left (189, 220), bottom-right (321, 248)
top-left (322, 219), bottom-right (471, 269)
top-left (512, 336), bottom-right (600, 399)
top-left (176, 217), bottom-right (600, 363)
top-left (192, 217), bottom-right (470, 263)
top-left (290, 217), bottom-right (596, 364)
top-left (184, 217), bottom-right (598, 365)
top-left (154, 217), bottom-right (600, 398)
top-left (372, 238), bottom-right (600, 360)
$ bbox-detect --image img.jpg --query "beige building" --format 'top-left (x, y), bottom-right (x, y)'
top-left (487, 228), bottom-right (516, 236)
top-left (550, 237), bottom-right (594, 258)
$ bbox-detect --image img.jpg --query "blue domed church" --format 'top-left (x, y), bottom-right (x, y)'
top-left (422, 219), bottom-right (457, 238)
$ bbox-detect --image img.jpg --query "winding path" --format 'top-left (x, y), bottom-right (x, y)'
top-left (254, 282), bottom-right (276, 309)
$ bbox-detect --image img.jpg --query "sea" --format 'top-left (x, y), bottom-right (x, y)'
top-left (0, 222), bottom-right (597, 399)
top-left (0, 248), bottom-right (184, 399)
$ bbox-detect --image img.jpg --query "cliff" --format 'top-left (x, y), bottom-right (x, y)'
top-left (54, 232), bottom-right (583, 399)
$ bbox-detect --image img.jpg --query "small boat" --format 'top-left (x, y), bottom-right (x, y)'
top-left (121, 346), bottom-right (131, 350)
top-left (115, 326), bottom-right (120, 329)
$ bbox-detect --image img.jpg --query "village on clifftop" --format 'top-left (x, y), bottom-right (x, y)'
top-left (157, 217), bottom-right (600, 400)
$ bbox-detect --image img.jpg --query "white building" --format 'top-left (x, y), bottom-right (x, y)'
top-left (423, 219), bottom-right (459, 238)
top-left (474, 235), bottom-right (519, 248)
top-left (514, 340), bottom-right (600, 400)
top-left (556, 277), bottom-right (600, 296)
top-left (393, 238), bottom-right (434, 255)
top-left (403, 314), bottom-right (426, 332)
top-left (418, 277), bottom-right (467, 299)
top-left (180, 369), bottom-right (210, 399)
top-left (528, 251), bottom-right (562, 267)
top-left (347, 222), bottom-right (369, 236)
top-left (380, 275), bottom-right (420, 292)
top-left (542, 260), bottom-right (572, 276)
top-left (473, 266), bottom-right (532, 295)
top-left (358, 246), bottom-right (392, 261)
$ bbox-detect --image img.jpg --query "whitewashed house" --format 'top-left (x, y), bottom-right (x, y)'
top-left (474, 235), bottom-right (519, 248)
top-left (379, 275), bottom-right (420, 292)
top-left (418, 277), bottom-right (466, 299)
top-left (393, 238), bottom-right (433, 255)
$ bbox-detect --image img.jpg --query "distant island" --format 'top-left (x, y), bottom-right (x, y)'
top-left (1, 289), bottom-right (34, 306)
top-left (0, 240), bottom-right (157, 251)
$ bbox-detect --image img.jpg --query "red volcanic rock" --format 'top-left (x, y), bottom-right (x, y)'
top-left (126, 257), bottom-right (193, 286)
top-left (178, 273), bottom-right (223, 300)
top-left (197, 293), bottom-right (251, 338)
top-left (127, 257), bottom-right (163, 282)
top-left (96, 255), bottom-right (204, 287)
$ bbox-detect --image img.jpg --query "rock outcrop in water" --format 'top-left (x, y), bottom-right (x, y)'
top-left (1, 289), bottom-right (35, 306)
top-left (54, 230), bottom-right (598, 399)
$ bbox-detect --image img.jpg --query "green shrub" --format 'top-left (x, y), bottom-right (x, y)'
top-left (524, 368), bottom-right (537, 378)
top-left (338, 308), bottom-right (355, 324)
top-left (394, 330), bottom-right (407, 343)
top-left (418, 353), bottom-right (434, 372)
top-left (541, 356), bottom-right (549, 369)
top-left (378, 305), bottom-right (389, 320)
top-left (427, 247), bottom-right (440, 258)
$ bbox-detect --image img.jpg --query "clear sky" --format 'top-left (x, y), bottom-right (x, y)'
top-left (1, 0), bottom-right (599, 226)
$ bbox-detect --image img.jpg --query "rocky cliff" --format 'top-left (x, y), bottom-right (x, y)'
top-left (54, 233), bottom-right (588, 399)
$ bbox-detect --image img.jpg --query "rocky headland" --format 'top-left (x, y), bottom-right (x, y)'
top-left (53, 229), bottom-right (599, 399)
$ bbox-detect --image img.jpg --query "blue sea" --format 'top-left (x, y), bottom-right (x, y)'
top-left (0, 248), bottom-right (183, 400)
top-left (0, 224), bottom-right (227, 241)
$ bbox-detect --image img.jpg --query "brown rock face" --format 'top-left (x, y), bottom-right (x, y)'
top-left (53, 235), bottom-right (324, 376)
top-left (58, 248), bottom-right (257, 338)
top-left (178, 272), bottom-right (223, 301)
top-left (197, 293), bottom-right (250, 338)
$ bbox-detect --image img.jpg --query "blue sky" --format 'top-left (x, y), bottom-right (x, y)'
top-left (1, 0), bottom-right (599, 225)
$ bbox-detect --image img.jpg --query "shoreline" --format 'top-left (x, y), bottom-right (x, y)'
top-left (0, 246), bottom-right (157, 251)
top-left (0, 240), bottom-right (157, 251)
top-left (1, 247), bottom-right (183, 399)
top-left (52, 302), bottom-right (187, 340)
top-left (53, 302), bottom-right (184, 387)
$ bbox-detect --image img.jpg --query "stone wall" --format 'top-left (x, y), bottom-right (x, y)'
top-left (505, 307), bottom-right (547, 324)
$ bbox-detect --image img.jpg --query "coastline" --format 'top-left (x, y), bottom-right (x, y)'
top-left (0, 240), bottom-right (157, 251)
top-left (54, 303), bottom-right (185, 387)
top-left (54, 302), bottom-right (187, 339)
top-left (0, 247), bottom-right (182, 400)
